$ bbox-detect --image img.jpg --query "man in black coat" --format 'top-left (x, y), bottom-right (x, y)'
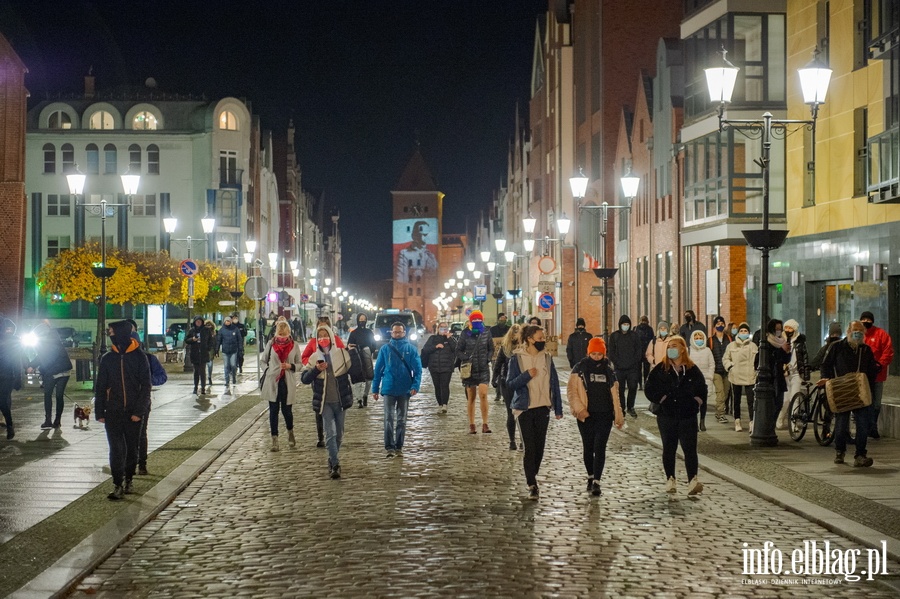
top-left (184, 316), bottom-right (214, 395)
top-left (95, 320), bottom-right (152, 500)
top-left (634, 316), bottom-right (655, 389)
top-left (565, 317), bottom-right (593, 368)
top-left (348, 313), bottom-right (376, 407)
top-left (608, 314), bottom-right (644, 418)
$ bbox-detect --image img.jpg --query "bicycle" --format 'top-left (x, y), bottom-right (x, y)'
top-left (787, 380), bottom-right (854, 445)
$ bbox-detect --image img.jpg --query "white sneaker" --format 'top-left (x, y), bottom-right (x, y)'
top-left (748, 420), bottom-right (754, 435)
top-left (270, 436), bottom-right (279, 452)
top-left (665, 476), bottom-right (676, 494)
top-left (734, 418), bottom-right (743, 432)
top-left (687, 477), bottom-right (704, 496)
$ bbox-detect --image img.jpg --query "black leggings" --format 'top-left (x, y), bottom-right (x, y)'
top-left (431, 370), bottom-right (452, 406)
top-left (732, 384), bottom-right (755, 420)
top-left (269, 378), bottom-right (294, 436)
top-left (500, 382), bottom-right (516, 444)
top-left (518, 407), bottom-right (550, 486)
top-left (656, 413), bottom-right (699, 480)
top-left (43, 376), bottom-right (69, 422)
top-left (577, 412), bottom-right (614, 479)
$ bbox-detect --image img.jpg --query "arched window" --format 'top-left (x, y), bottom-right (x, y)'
top-left (61, 143), bottom-right (75, 173)
top-left (89, 111), bottom-right (114, 130)
top-left (128, 144), bottom-right (142, 173)
top-left (43, 143), bottom-right (56, 174)
top-left (86, 144), bottom-right (100, 175)
top-left (104, 144), bottom-right (117, 175)
top-left (219, 111), bottom-right (239, 130)
top-left (147, 144), bottom-right (160, 174)
top-left (48, 111), bottom-right (72, 130)
top-left (132, 111), bottom-right (158, 130)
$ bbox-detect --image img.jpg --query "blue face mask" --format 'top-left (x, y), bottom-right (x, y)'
top-left (621, 324), bottom-right (630, 332)
top-left (694, 339), bottom-right (704, 347)
top-left (731, 328), bottom-right (738, 336)
top-left (659, 330), bottom-right (668, 337)
top-left (851, 331), bottom-right (864, 342)
top-left (471, 321), bottom-right (484, 333)
top-left (738, 333), bottom-right (750, 340)
top-left (666, 348), bottom-right (680, 360)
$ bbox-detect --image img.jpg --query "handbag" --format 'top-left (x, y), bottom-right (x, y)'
top-left (647, 401), bottom-right (661, 415)
top-left (825, 350), bottom-right (872, 413)
top-left (459, 362), bottom-right (472, 379)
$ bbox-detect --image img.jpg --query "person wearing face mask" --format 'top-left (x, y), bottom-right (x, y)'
top-left (261, 321), bottom-right (303, 452)
top-left (820, 321), bottom-right (879, 467)
top-left (348, 313), bottom-right (376, 408)
top-left (776, 319), bottom-right (810, 430)
top-left (678, 309), bottom-right (707, 340)
top-left (645, 335), bottom-right (707, 495)
top-left (457, 310), bottom-right (494, 434)
top-left (809, 321), bottom-right (844, 371)
top-left (722, 323), bottom-right (759, 432)
top-left (301, 325), bottom-right (354, 478)
top-left (708, 316), bottom-right (733, 425)
top-left (507, 325), bottom-right (563, 500)
top-left (421, 321), bottom-right (458, 413)
top-left (635, 316), bottom-right (655, 389)
top-left (568, 337), bottom-right (624, 496)
top-left (565, 317), bottom-right (594, 368)
top-left (372, 323), bottom-right (422, 457)
top-left (859, 311), bottom-right (894, 439)
top-left (689, 330), bottom-right (714, 431)
top-left (302, 316), bottom-right (347, 446)
top-left (492, 324), bottom-right (523, 449)
top-left (608, 314), bottom-right (643, 418)
top-left (760, 319), bottom-right (791, 427)
top-left (216, 316), bottom-right (244, 394)
top-left (645, 321), bottom-right (670, 370)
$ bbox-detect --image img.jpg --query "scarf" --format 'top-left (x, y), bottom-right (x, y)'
top-left (273, 335), bottom-right (294, 380)
top-left (767, 333), bottom-right (786, 350)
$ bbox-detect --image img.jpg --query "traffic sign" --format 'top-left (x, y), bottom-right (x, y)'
top-left (538, 292), bottom-right (555, 311)
top-left (179, 259), bottom-right (199, 277)
top-left (538, 255), bottom-right (557, 275)
top-left (537, 280), bottom-right (554, 293)
top-left (244, 276), bottom-right (268, 301)
top-left (300, 293), bottom-right (310, 303)
top-left (474, 284), bottom-right (486, 301)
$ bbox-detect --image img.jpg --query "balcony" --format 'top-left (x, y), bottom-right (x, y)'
top-left (219, 168), bottom-right (243, 189)
top-left (868, 127), bottom-right (900, 204)
top-left (868, 0), bottom-right (898, 60)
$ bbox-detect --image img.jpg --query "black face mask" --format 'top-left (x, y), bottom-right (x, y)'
top-left (684, 315), bottom-right (692, 323)
top-left (533, 341), bottom-right (546, 352)
top-left (863, 321), bottom-right (873, 329)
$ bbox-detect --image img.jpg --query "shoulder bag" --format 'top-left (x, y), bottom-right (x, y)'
top-left (825, 350), bottom-right (872, 413)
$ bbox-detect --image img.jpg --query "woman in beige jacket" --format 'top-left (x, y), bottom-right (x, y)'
top-left (645, 321), bottom-right (670, 368)
top-left (721, 322), bottom-right (758, 433)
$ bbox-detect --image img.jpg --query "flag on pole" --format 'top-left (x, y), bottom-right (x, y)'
top-left (582, 251), bottom-right (600, 270)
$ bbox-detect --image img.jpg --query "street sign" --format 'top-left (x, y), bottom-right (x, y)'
top-left (474, 284), bottom-right (486, 301)
top-left (538, 292), bottom-right (555, 311)
top-left (300, 293), bottom-right (310, 303)
top-left (179, 259), bottom-right (199, 277)
top-left (537, 280), bottom-right (554, 293)
top-left (244, 276), bottom-right (268, 301)
top-left (538, 255), bottom-right (557, 275)
top-left (218, 300), bottom-right (236, 306)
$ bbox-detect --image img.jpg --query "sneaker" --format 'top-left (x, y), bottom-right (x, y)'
top-left (395, 449), bottom-right (403, 456)
top-left (40, 420), bottom-right (53, 430)
top-left (528, 485), bottom-right (539, 500)
top-left (224, 386), bottom-right (232, 395)
top-left (734, 418), bottom-right (743, 432)
top-left (627, 408), bottom-right (638, 418)
top-left (665, 476), bottom-right (677, 494)
top-left (853, 456), bottom-right (874, 468)
top-left (441, 405), bottom-right (447, 414)
top-left (509, 442), bottom-right (517, 450)
top-left (358, 400), bottom-right (364, 409)
top-left (271, 436), bottom-right (280, 452)
top-left (834, 452), bottom-right (845, 464)
top-left (586, 478), bottom-right (594, 492)
top-left (716, 415), bottom-right (728, 424)
top-left (330, 465), bottom-right (341, 479)
top-left (386, 450), bottom-right (395, 458)
top-left (748, 420), bottom-right (754, 435)
top-left (687, 477), bottom-right (703, 496)
top-left (288, 430), bottom-right (296, 448)
top-left (316, 440), bottom-right (325, 448)
top-left (138, 466), bottom-right (148, 476)
top-left (591, 481), bottom-right (602, 496)
top-left (107, 485), bottom-right (124, 501)
top-left (123, 480), bottom-right (134, 495)
top-left (53, 418), bottom-right (62, 429)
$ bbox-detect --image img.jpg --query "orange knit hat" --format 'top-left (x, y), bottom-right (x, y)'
top-left (587, 337), bottom-right (606, 354)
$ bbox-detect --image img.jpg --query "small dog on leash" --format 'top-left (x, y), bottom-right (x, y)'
top-left (73, 402), bottom-right (92, 429)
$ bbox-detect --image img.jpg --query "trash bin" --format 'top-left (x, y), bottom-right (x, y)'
top-left (76, 359), bottom-right (93, 382)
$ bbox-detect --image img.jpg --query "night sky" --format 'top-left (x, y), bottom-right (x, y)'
top-left (0, 1), bottom-right (545, 288)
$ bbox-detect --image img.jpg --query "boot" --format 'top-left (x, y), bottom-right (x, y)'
top-left (288, 430), bottom-right (296, 448)
top-left (271, 436), bottom-right (280, 452)
top-left (363, 395), bottom-right (368, 407)
top-left (734, 418), bottom-right (743, 432)
top-left (357, 399), bottom-right (364, 409)
top-left (699, 417), bottom-right (706, 432)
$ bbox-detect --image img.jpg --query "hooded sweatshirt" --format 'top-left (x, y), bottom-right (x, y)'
top-left (94, 320), bottom-right (151, 420)
top-left (646, 321), bottom-right (670, 367)
top-left (301, 325), bottom-right (354, 413)
top-left (347, 313), bottom-right (375, 352)
top-left (608, 315), bottom-right (643, 371)
top-left (688, 329), bottom-right (715, 390)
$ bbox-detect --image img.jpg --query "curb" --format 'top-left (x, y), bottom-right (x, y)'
top-left (617, 418), bottom-right (900, 566)
top-left (9, 398), bottom-right (268, 599)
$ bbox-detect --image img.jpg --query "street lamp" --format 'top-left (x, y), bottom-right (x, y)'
top-left (466, 261), bottom-right (476, 272)
top-left (494, 238), bottom-right (506, 252)
top-left (456, 270), bottom-right (464, 280)
top-left (480, 250), bottom-right (491, 263)
top-left (523, 238), bottom-right (535, 253)
top-left (522, 213), bottom-right (537, 234)
top-left (556, 213), bottom-right (571, 237)
top-left (67, 169), bottom-right (139, 365)
top-left (569, 167), bottom-right (589, 201)
top-left (706, 47), bottom-right (830, 447)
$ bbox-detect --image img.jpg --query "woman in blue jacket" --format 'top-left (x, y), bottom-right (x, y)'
top-left (506, 324), bottom-right (563, 500)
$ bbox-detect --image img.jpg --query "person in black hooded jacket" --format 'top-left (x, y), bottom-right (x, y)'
top-left (421, 320), bottom-right (458, 412)
top-left (95, 320), bottom-right (151, 500)
top-left (608, 314), bottom-right (644, 418)
top-left (0, 318), bottom-right (23, 440)
top-left (347, 313), bottom-right (376, 407)
top-left (184, 316), bottom-right (214, 395)
top-left (28, 320), bottom-right (73, 430)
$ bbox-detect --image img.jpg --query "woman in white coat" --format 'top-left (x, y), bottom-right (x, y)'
top-left (261, 320), bottom-right (303, 451)
top-left (689, 329), bottom-right (714, 431)
top-left (722, 322), bottom-right (759, 433)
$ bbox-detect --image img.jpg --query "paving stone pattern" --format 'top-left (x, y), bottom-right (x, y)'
top-left (71, 371), bottom-right (897, 598)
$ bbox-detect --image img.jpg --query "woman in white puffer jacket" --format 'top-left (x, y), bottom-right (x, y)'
top-left (688, 329), bottom-right (714, 431)
top-left (722, 322), bottom-right (759, 433)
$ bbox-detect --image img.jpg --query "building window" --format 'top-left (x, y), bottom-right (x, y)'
top-left (642, 256), bottom-right (650, 322)
top-left (86, 143), bottom-right (100, 175)
top-left (61, 143), bottom-right (75, 174)
top-left (104, 144), bottom-right (117, 174)
top-left (132, 111), bottom-right (158, 130)
top-left (88, 235), bottom-right (115, 248)
top-left (218, 190), bottom-right (238, 227)
top-left (128, 144), bottom-right (141, 173)
top-left (132, 235), bottom-right (157, 253)
top-left (636, 259), bottom-right (643, 317)
top-left (619, 261), bottom-right (630, 322)
top-left (48, 111), bottom-right (72, 130)
top-left (666, 251), bottom-right (674, 325)
top-left (219, 111), bottom-right (239, 130)
top-left (87, 194), bottom-right (115, 209)
top-left (656, 253), bottom-right (664, 324)
top-left (683, 248), bottom-right (693, 314)
top-left (43, 143), bottom-right (56, 174)
top-left (89, 110), bottom-right (115, 130)
top-left (47, 194), bottom-right (72, 217)
top-left (147, 144), bottom-right (160, 174)
top-left (47, 236), bottom-right (70, 259)
top-left (131, 194), bottom-right (157, 217)
top-left (219, 150), bottom-right (239, 186)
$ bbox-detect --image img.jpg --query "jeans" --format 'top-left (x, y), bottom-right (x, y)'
top-left (207, 360), bottom-right (213, 383)
top-left (656, 413), bottom-right (699, 480)
top-left (577, 412), bottom-right (614, 479)
top-left (779, 372), bottom-right (801, 425)
top-left (835, 405), bottom-right (872, 457)
top-left (383, 394), bottom-right (410, 451)
top-left (268, 378), bottom-right (294, 436)
top-left (732, 384), bottom-right (755, 420)
top-left (713, 373), bottom-right (730, 418)
top-left (192, 364), bottom-right (207, 392)
top-left (43, 375), bottom-right (69, 423)
top-left (104, 411), bottom-right (142, 486)
top-left (321, 401), bottom-right (345, 468)
top-left (222, 352), bottom-right (238, 386)
top-left (431, 370), bottom-right (452, 406)
top-left (616, 367), bottom-right (641, 411)
top-left (138, 405), bottom-right (151, 468)
top-left (518, 407), bottom-right (550, 486)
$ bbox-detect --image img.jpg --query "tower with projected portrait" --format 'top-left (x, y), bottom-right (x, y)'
top-left (391, 148), bottom-right (444, 327)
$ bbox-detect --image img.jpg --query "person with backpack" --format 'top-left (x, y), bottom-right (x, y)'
top-left (124, 319), bottom-right (167, 476)
top-left (347, 313), bottom-right (376, 408)
top-left (372, 322), bottom-right (422, 458)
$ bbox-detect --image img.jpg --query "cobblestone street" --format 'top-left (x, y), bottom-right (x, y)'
top-left (71, 371), bottom-right (898, 598)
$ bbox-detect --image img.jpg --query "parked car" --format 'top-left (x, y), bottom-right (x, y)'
top-left (53, 327), bottom-right (77, 348)
top-left (450, 322), bottom-right (464, 338)
top-left (166, 322), bottom-right (188, 348)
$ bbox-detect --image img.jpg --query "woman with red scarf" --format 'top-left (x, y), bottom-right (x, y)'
top-left (261, 321), bottom-right (303, 452)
